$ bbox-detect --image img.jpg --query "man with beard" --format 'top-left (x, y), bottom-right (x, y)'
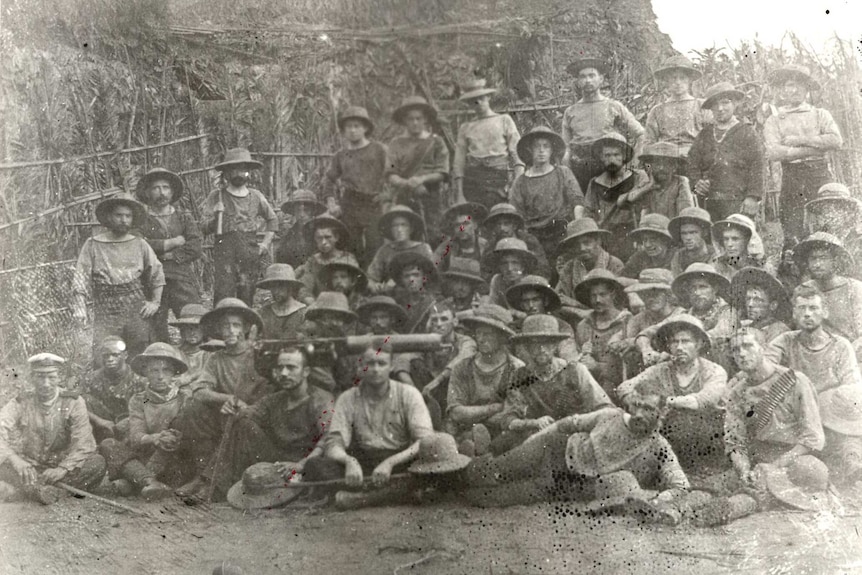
top-left (620, 214), bottom-right (675, 279)
top-left (730, 267), bottom-right (791, 344)
top-left (256, 264), bottom-right (307, 339)
top-left (480, 203), bottom-right (552, 280)
top-left (712, 214), bottom-right (769, 281)
top-left (135, 168), bottom-right (203, 343)
top-left (805, 183), bottom-right (862, 276)
top-left (617, 143), bottom-right (694, 221)
top-left (764, 65), bottom-right (843, 247)
top-left (486, 238), bottom-right (538, 309)
top-left (616, 315), bottom-right (728, 470)
top-left (203, 148), bottom-right (278, 307)
top-left (73, 193), bottom-right (165, 358)
top-left (688, 83), bottom-right (764, 223)
top-left (643, 55), bottom-right (711, 155)
top-left (505, 275), bottom-right (579, 364)
top-left (581, 134), bottom-right (648, 261)
top-left (316, 261), bottom-right (368, 312)
top-left (668, 207), bottom-right (716, 276)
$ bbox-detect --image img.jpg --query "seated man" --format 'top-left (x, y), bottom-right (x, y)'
top-left (804, 183), bottom-right (862, 275)
top-left (367, 205), bottom-right (433, 294)
top-left (711, 214), bottom-right (768, 281)
top-left (275, 188), bottom-right (325, 268)
top-left (620, 214), bottom-right (675, 279)
top-left (317, 261), bottom-right (368, 312)
top-left (387, 251), bottom-right (439, 331)
top-left (433, 203), bottom-right (489, 270)
top-left (493, 315), bottom-right (613, 454)
top-left (356, 295), bottom-right (408, 336)
top-left (296, 215), bottom-right (360, 304)
top-left (80, 335), bottom-right (146, 444)
top-left (818, 385), bottom-right (862, 486)
top-left (480, 203), bottom-right (552, 281)
top-left (440, 257), bottom-right (488, 312)
top-left (505, 274), bottom-right (579, 364)
top-left (447, 304), bottom-right (525, 456)
top-left (169, 304), bottom-right (214, 383)
top-left (485, 237), bottom-right (537, 308)
top-left (0, 354), bottom-right (106, 504)
top-left (301, 291), bottom-right (360, 395)
top-left (730, 267), bottom-right (791, 344)
top-left (616, 315), bottom-right (727, 470)
top-left (617, 142), bottom-right (694, 221)
top-left (668, 206), bottom-right (715, 276)
top-left (256, 264), bottom-right (307, 339)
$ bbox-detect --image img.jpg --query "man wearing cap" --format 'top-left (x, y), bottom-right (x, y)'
top-left (0, 354), bottom-right (106, 503)
top-left (731, 267), bottom-right (791, 344)
top-left (616, 314), bottom-right (728, 469)
top-left (486, 237), bottom-right (538, 309)
top-left (302, 291), bottom-right (360, 395)
top-left (135, 167), bottom-right (203, 343)
top-left (439, 257), bottom-right (488, 312)
top-left (80, 335), bottom-right (146, 444)
top-left (620, 214), bottom-right (675, 279)
top-left (447, 304), bottom-right (525, 456)
top-left (644, 56), bottom-right (711, 154)
top-left (509, 126), bottom-right (583, 263)
top-left (668, 207), bottom-right (716, 276)
top-left (480, 203), bottom-right (552, 280)
top-left (275, 189), bottom-right (326, 268)
top-left (322, 106), bottom-right (388, 263)
top-left (493, 314), bottom-right (613, 454)
top-left (296, 214), bottom-right (361, 303)
top-left (386, 96), bottom-right (450, 239)
top-left (818, 385), bottom-right (862, 485)
top-left (763, 65), bottom-right (843, 246)
top-left (618, 143), bottom-right (695, 222)
top-left (367, 205), bottom-right (434, 294)
top-left (581, 134), bottom-right (649, 261)
top-left (356, 295), bottom-right (407, 336)
top-left (73, 193), bottom-right (165, 358)
top-left (452, 79), bottom-right (524, 210)
top-left (203, 148), bottom-right (278, 307)
top-left (688, 82), bottom-right (764, 223)
top-left (256, 264), bottom-right (307, 340)
top-left (505, 275), bottom-right (579, 365)
top-left (433, 203), bottom-right (489, 271)
top-left (805, 183), bottom-right (862, 274)
top-left (561, 58), bottom-right (645, 191)
top-left (317, 260), bottom-right (369, 312)
top-left (711, 214), bottom-right (769, 281)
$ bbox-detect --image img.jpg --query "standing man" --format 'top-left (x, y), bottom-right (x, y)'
top-left (644, 55), bottom-right (711, 154)
top-left (135, 168), bottom-right (203, 343)
top-left (764, 65), bottom-right (843, 247)
top-left (204, 148), bottom-right (278, 307)
top-left (804, 183), bottom-right (862, 271)
top-left (562, 57), bottom-right (645, 191)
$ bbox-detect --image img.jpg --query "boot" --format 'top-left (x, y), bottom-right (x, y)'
top-left (111, 479), bottom-right (135, 497)
top-left (0, 480), bottom-right (19, 502)
top-left (141, 478), bottom-right (173, 501)
top-left (692, 494), bottom-right (757, 527)
top-left (175, 475), bottom-right (206, 498)
top-left (25, 484), bottom-right (63, 505)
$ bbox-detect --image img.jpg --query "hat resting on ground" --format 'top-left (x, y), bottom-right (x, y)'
top-left (393, 95), bottom-right (438, 124)
top-left (573, 268), bottom-right (627, 308)
top-left (305, 291), bottom-right (358, 324)
top-left (318, 261), bottom-right (369, 292)
top-left (227, 462), bottom-right (303, 510)
top-left (200, 298), bottom-right (264, 339)
top-left (702, 82), bottom-right (745, 110)
top-left (566, 57), bottom-right (609, 77)
top-left (516, 126), bottom-right (567, 167)
top-left (763, 455), bottom-right (831, 512)
top-left (337, 106), bottom-right (375, 136)
top-left (459, 303), bottom-right (515, 336)
top-left (129, 342), bottom-right (189, 376)
top-left (95, 193), bottom-right (146, 227)
top-left (651, 313), bottom-right (711, 353)
top-left (654, 55), bottom-right (702, 80)
top-left (668, 206), bottom-right (712, 243)
top-left (386, 251), bottom-right (438, 283)
top-left (135, 168), bottom-right (184, 204)
top-left (459, 78), bottom-right (497, 101)
top-left (257, 264), bottom-right (305, 291)
top-left (792, 232), bottom-right (854, 274)
top-left (281, 189), bottom-right (326, 217)
top-left (408, 432), bottom-right (472, 474)
top-left (482, 203), bottom-right (525, 231)
top-left (510, 314), bottom-right (569, 343)
top-left (628, 213), bottom-right (673, 242)
top-left (505, 275), bottom-right (561, 312)
top-left (487, 237), bottom-right (537, 272)
top-left (559, 218), bottom-right (611, 252)
top-left (379, 204), bottom-right (426, 241)
top-left (805, 183), bottom-right (860, 213)
top-left (768, 64), bottom-right (821, 92)
top-left (625, 268), bottom-right (675, 293)
top-left (591, 133), bottom-right (634, 163)
top-left (819, 385), bottom-right (862, 437)
top-left (214, 148), bottom-right (263, 172)
top-left (356, 295), bottom-right (408, 326)
top-left (730, 267), bottom-right (790, 321)
top-left (28, 353), bottom-right (66, 373)
top-left (169, 303), bottom-right (210, 327)
top-left (671, 262), bottom-right (731, 305)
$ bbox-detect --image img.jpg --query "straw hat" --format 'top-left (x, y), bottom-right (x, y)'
top-left (305, 291), bottom-right (358, 324)
top-left (763, 455), bottom-right (831, 512)
top-left (654, 55), bottom-right (702, 80)
top-left (95, 193), bottom-right (146, 227)
top-left (628, 213), bottom-right (673, 242)
top-left (256, 263), bottom-right (304, 291)
top-left (505, 275), bottom-right (561, 312)
top-left (135, 168), bottom-right (184, 204)
top-left (591, 133), bottom-right (634, 163)
top-left (638, 142), bottom-right (688, 166)
top-left (442, 257), bottom-right (487, 287)
top-left (408, 432), bottom-right (472, 474)
top-left (129, 342), bottom-right (189, 376)
top-left (671, 262), bottom-right (731, 304)
top-left (712, 213), bottom-right (756, 244)
top-left (392, 95), bottom-right (438, 124)
top-left (566, 57), bottom-right (609, 77)
top-left (668, 206), bottom-right (712, 243)
top-left (487, 237), bottom-right (537, 272)
top-left (482, 203), bottom-right (525, 230)
top-left (768, 64), bottom-right (821, 92)
top-left (559, 218), bottom-right (611, 252)
top-left (573, 269), bottom-right (627, 308)
top-left (280, 189), bottom-right (326, 216)
top-left (200, 298), bottom-right (264, 338)
top-left (701, 82), bottom-right (745, 109)
top-left (625, 268), bottom-right (674, 293)
top-left (793, 232), bottom-right (854, 274)
top-left (459, 78), bottom-right (497, 101)
top-left (378, 204), bottom-right (426, 241)
top-left (317, 261), bottom-right (369, 292)
top-left (386, 251), bottom-right (438, 283)
top-left (516, 126), bottom-right (567, 167)
top-left (28, 353), bottom-right (66, 373)
top-left (459, 303), bottom-right (515, 336)
top-left (356, 295), bottom-right (408, 327)
top-left (805, 183), bottom-right (860, 213)
top-left (444, 202), bottom-right (489, 225)
top-left (337, 106), bottom-right (375, 135)
top-left (306, 215), bottom-right (350, 246)
top-left (169, 303), bottom-right (210, 327)
top-left (227, 462), bottom-right (303, 510)
top-left (510, 314), bottom-right (569, 343)
top-left (214, 148), bottom-right (263, 172)
top-left (819, 385), bottom-right (862, 437)
top-left (731, 267), bottom-right (790, 321)
top-left (651, 313), bottom-right (711, 353)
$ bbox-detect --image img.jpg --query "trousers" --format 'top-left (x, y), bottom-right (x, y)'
top-left (153, 277), bottom-right (201, 342)
top-left (0, 453), bottom-right (106, 492)
top-left (213, 231), bottom-right (261, 307)
top-left (779, 160), bottom-right (832, 245)
top-left (340, 191), bottom-right (384, 267)
top-left (92, 282), bottom-right (153, 358)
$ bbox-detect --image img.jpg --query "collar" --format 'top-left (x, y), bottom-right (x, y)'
top-left (147, 205), bottom-right (176, 217)
top-left (146, 385), bottom-right (179, 404)
top-left (778, 102), bottom-right (813, 114)
top-left (40, 388), bottom-right (60, 408)
top-left (226, 184), bottom-right (250, 198)
top-left (594, 169), bottom-right (634, 188)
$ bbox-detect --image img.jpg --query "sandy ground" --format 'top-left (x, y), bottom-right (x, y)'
top-left (2, 493), bottom-right (862, 575)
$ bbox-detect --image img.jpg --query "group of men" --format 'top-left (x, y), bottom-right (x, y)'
top-left (1, 54), bottom-right (860, 525)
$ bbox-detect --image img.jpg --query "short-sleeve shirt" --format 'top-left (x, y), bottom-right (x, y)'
top-left (203, 187), bottom-right (278, 235)
top-left (74, 234), bottom-right (166, 292)
top-left (323, 141), bottom-right (389, 200)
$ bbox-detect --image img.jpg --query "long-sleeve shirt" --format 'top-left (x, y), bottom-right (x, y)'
top-left (561, 98), bottom-right (645, 150)
top-left (80, 365), bottom-right (146, 424)
top-left (366, 241), bottom-right (433, 284)
top-left (576, 310), bottom-right (633, 387)
top-left (0, 392), bottom-right (97, 471)
top-left (128, 388), bottom-right (190, 448)
top-left (508, 166), bottom-right (583, 230)
top-left (643, 96), bottom-right (712, 153)
top-left (616, 358), bottom-right (727, 409)
top-left (203, 187), bottom-right (278, 235)
top-left (807, 278), bottom-right (862, 343)
top-left (257, 301), bottom-right (307, 340)
top-left (620, 248), bottom-right (674, 279)
top-left (766, 330), bottom-right (862, 396)
top-left (74, 234), bottom-right (166, 295)
top-left (584, 170), bottom-right (648, 229)
top-left (555, 250), bottom-right (625, 309)
top-left (687, 122), bottom-right (765, 201)
top-left (385, 134), bottom-right (449, 180)
top-left (630, 175), bottom-right (695, 221)
top-left (322, 141), bottom-right (389, 200)
top-left (192, 343), bottom-right (269, 404)
top-left (325, 381), bottom-right (433, 453)
top-left (137, 208), bottom-right (203, 282)
top-left (453, 114), bottom-right (523, 179)
top-left (670, 243), bottom-right (716, 277)
top-left (763, 103), bottom-right (843, 163)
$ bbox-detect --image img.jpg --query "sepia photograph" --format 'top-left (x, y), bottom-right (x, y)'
top-left (0, 0), bottom-right (861, 572)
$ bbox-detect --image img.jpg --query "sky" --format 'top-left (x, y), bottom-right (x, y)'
top-left (652, 0), bottom-right (861, 57)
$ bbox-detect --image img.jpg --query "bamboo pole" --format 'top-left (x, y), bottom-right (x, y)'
top-left (0, 259), bottom-right (76, 276)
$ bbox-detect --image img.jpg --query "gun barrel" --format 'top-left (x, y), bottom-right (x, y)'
top-left (256, 333), bottom-right (446, 354)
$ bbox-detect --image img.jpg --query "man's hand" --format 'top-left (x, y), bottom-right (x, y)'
top-left (580, 354), bottom-right (598, 371)
top-left (371, 461), bottom-right (393, 486)
top-left (406, 176), bottom-right (424, 190)
top-left (140, 301), bottom-right (160, 319)
top-left (741, 197), bottom-right (760, 218)
top-left (220, 396), bottom-right (248, 416)
top-left (608, 339), bottom-right (633, 355)
top-left (782, 135), bottom-right (807, 147)
top-left (275, 460), bottom-right (304, 480)
top-left (667, 396), bottom-right (697, 410)
top-left (11, 457), bottom-right (38, 485)
top-left (534, 415), bottom-right (555, 430)
top-left (154, 430), bottom-right (181, 452)
top-left (694, 179), bottom-right (710, 197)
top-left (41, 467), bottom-right (68, 484)
top-left (344, 457), bottom-right (364, 487)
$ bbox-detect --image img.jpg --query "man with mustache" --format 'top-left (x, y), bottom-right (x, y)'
top-left (616, 143), bottom-right (695, 222)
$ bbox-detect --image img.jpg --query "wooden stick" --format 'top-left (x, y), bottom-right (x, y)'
top-left (279, 473), bottom-right (412, 488)
top-left (56, 482), bottom-right (152, 517)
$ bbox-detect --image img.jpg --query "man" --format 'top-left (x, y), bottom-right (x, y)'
top-left (794, 232), bottom-right (862, 352)
top-left (447, 304), bottom-right (524, 456)
top-left (0, 354), bottom-right (106, 504)
top-left (668, 207), bottom-right (716, 276)
top-left (387, 251), bottom-right (439, 331)
top-left (80, 336), bottom-right (146, 444)
top-left (486, 237), bottom-right (538, 308)
top-left (617, 315), bottom-right (728, 469)
top-left (202, 346), bottom-right (334, 500)
top-left (767, 284), bottom-right (861, 398)
top-left (562, 57), bottom-right (645, 191)
top-left (492, 314), bottom-right (613, 454)
top-left (480, 203), bottom-right (552, 281)
top-left (433, 203), bottom-right (489, 270)
top-left (203, 148), bottom-right (277, 307)
top-left (135, 168), bottom-right (203, 343)
top-left (620, 213), bottom-right (674, 279)
top-left (581, 134), bottom-right (648, 260)
top-left (302, 291), bottom-right (360, 395)
top-left (275, 188), bottom-right (326, 268)
top-left (73, 193), bottom-right (165, 358)
top-left (356, 295), bottom-right (407, 336)
top-left (317, 260), bottom-right (369, 312)
top-left (505, 274), bottom-right (579, 364)
top-left (367, 205), bottom-right (433, 294)
top-left (555, 218), bottom-right (624, 320)
top-left (617, 142), bottom-right (694, 221)
top-left (818, 385), bottom-right (862, 485)
top-left (644, 55), bottom-right (711, 154)
top-left (297, 214), bottom-right (360, 303)
top-left (805, 183), bottom-right (862, 274)
top-left (440, 257), bottom-right (488, 312)
top-left (730, 267), bottom-right (791, 343)
top-left (711, 214), bottom-right (768, 280)
top-left (688, 82), bottom-right (764, 223)
top-left (764, 65), bottom-right (843, 246)
top-left (256, 264), bottom-right (307, 339)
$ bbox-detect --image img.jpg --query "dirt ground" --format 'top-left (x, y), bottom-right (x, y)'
top-left (2, 493), bottom-right (862, 575)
